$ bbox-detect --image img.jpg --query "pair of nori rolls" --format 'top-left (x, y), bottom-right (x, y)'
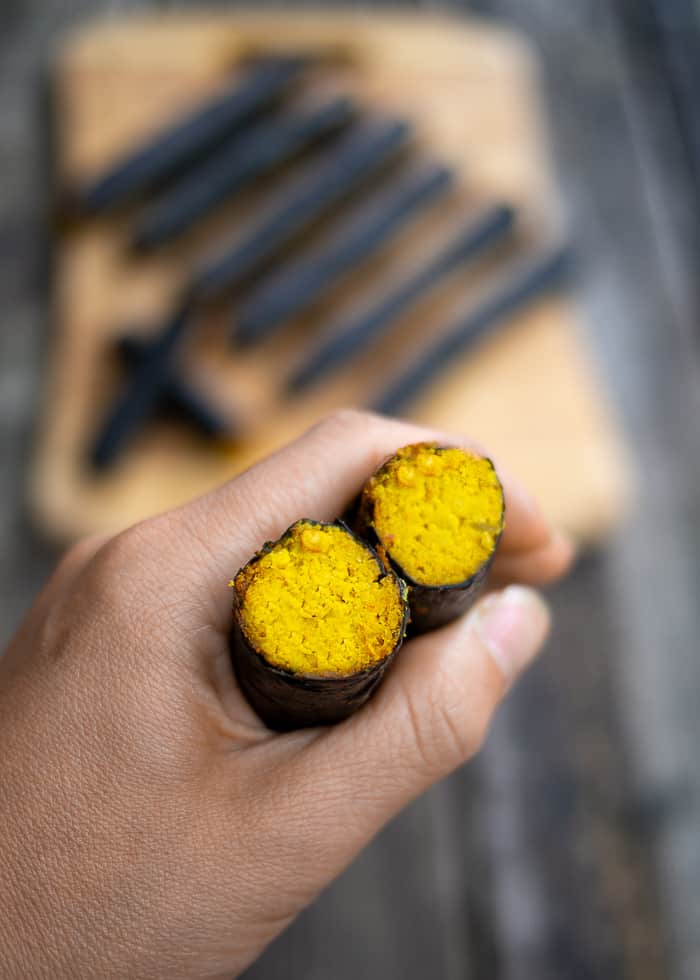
top-left (230, 443), bottom-right (505, 730)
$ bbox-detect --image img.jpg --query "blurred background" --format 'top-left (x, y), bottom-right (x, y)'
top-left (2, 2), bottom-right (700, 979)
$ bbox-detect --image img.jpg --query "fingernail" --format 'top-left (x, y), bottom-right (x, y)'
top-left (474, 586), bottom-right (550, 686)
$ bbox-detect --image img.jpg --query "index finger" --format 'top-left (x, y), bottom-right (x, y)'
top-left (156, 410), bottom-right (571, 624)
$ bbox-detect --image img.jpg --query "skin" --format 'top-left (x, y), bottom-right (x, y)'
top-left (0, 411), bottom-right (573, 980)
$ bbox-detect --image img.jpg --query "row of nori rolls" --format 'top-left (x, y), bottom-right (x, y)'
top-left (229, 443), bottom-right (505, 730)
top-left (78, 55), bottom-right (547, 471)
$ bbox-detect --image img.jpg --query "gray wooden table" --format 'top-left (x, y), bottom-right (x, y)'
top-left (2, 2), bottom-right (700, 978)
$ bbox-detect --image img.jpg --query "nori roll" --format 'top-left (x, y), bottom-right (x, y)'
top-left (230, 519), bottom-right (408, 731)
top-left (350, 443), bottom-right (505, 634)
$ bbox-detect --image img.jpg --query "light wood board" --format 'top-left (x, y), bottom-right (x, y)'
top-left (32, 11), bottom-right (632, 543)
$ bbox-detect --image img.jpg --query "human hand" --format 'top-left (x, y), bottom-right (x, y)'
top-left (0, 412), bottom-right (573, 980)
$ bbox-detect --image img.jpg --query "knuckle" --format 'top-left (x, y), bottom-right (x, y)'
top-left (86, 524), bottom-right (158, 608)
top-left (315, 407), bottom-right (374, 438)
top-left (460, 707), bottom-right (490, 757)
top-left (56, 534), bottom-right (105, 578)
top-left (90, 524), bottom-right (192, 638)
top-left (429, 695), bottom-right (480, 766)
top-left (98, 522), bottom-right (153, 570)
top-left (437, 699), bottom-right (477, 759)
top-left (402, 680), bottom-right (488, 777)
top-left (401, 687), bottom-right (454, 775)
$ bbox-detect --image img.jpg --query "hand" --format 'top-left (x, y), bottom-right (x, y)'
top-left (0, 412), bottom-right (573, 980)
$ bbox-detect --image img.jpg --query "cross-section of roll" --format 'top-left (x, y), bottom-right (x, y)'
top-left (350, 443), bottom-right (505, 634)
top-left (230, 519), bottom-right (409, 730)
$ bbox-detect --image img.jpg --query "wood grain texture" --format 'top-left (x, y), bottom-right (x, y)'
top-left (2, 2), bottom-right (700, 979)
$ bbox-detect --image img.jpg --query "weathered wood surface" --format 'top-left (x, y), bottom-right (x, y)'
top-left (2, 1), bottom-right (700, 979)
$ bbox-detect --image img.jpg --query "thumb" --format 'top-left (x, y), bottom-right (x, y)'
top-left (227, 587), bottom-right (550, 923)
top-left (362, 584), bottom-right (550, 787)
top-left (298, 586), bottom-right (550, 849)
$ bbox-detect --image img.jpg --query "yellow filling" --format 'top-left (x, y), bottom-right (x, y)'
top-left (370, 444), bottom-right (504, 586)
top-left (235, 521), bottom-right (405, 677)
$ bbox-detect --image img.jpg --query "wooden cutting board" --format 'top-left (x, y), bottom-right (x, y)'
top-left (33, 11), bottom-right (632, 543)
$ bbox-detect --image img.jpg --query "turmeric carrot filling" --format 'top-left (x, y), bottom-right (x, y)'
top-left (369, 444), bottom-right (505, 587)
top-left (235, 521), bottom-right (405, 677)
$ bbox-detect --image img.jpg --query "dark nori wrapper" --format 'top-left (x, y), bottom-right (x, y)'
top-left (348, 449), bottom-right (505, 635)
top-left (229, 520), bottom-right (409, 732)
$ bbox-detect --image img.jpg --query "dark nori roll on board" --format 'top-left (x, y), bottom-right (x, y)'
top-left (350, 443), bottom-right (505, 634)
top-left (229, 519), bottom-right (409, 731)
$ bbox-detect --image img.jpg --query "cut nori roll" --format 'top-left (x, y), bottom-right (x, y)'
top-left (350, 443), bottom-right (505, 634)
top-left (229, 519), bottom-right (408, 731)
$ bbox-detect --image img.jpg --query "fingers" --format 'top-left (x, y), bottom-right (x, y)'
top-left (250, 586), bottom-right (550, 895)
top-left (324, 584), bottom-right (549, 800)
top-left (170, 412), bottom-right (454, 587)
top-left (493, 471), bottom-right (564, 557)
top-left (490, 531), bottom-right (576, 587)
top-left (151, 410), bottom-right (568, 626)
